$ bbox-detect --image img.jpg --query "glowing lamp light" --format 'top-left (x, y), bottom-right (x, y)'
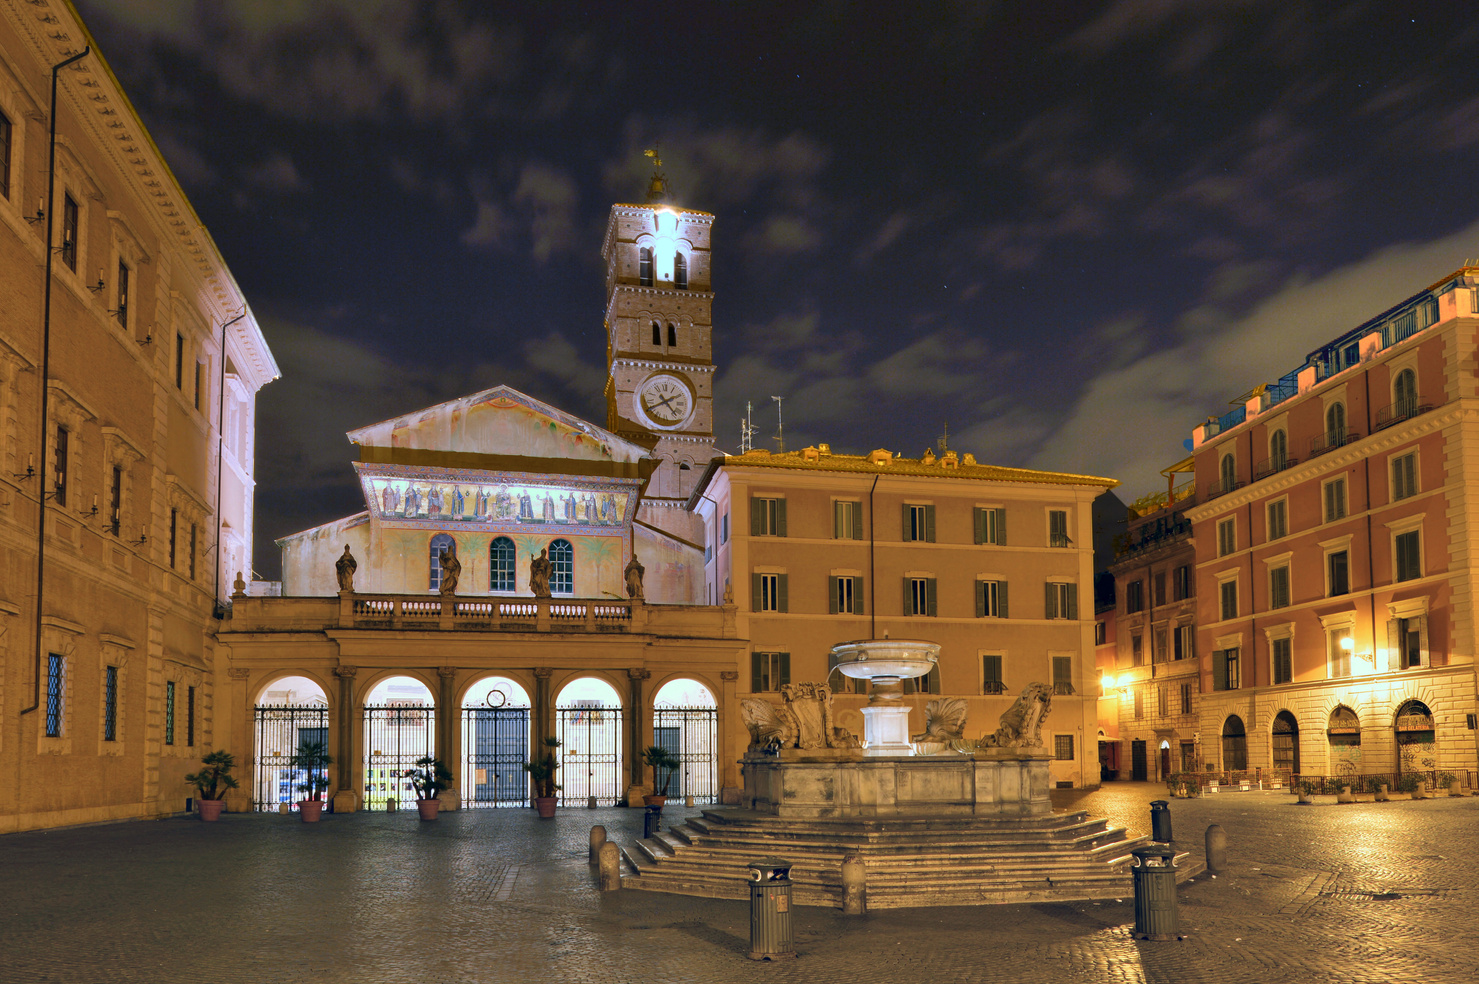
top-left (652, 208), bottom-right (679, 281)
top-left (1101, 674), bottom-right (1117, 694)
top-left (1340, 636), bottom-right (1355, 651)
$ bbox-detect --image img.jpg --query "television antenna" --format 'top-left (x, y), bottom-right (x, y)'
top-left (740, 401), bottom-right (756, 453)
top-left (771, 396), bottom-right (785, 453)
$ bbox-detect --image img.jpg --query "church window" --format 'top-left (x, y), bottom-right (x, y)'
top-left (651, 321), bottom-right (661, 345)
top-left (490, 537), bottom-right (515, 592)
top-left (429, 533), bottom-right (455, 592)
top-left (667, 323), bottom-right (677, 347)
top-left (549, 538), bottom-right (573, 594)
top-left (0, 109), bottom-right (11, 200)
top-left (674, 252), bottom-right (688, 290)
top-left (61, 194), bottom-right (78, 271)
top-left (638, 247), bottom-right (653, 286)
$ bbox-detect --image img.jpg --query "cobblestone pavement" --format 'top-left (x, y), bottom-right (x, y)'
top-left (3, 784), bottom-right (1477, 984)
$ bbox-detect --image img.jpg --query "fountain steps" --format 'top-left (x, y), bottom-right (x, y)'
top-left (620, 808), bottom-right (1199, 909)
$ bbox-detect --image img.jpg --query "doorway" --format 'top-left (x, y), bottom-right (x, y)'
top-left (1131, 740), bottom-right (1147, 781)
top-left (1272, 710), bottom-right (1299, 777)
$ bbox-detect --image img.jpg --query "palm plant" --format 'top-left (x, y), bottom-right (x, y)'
top-left (185, 749), bottom-right (239, 801)
top-left (288, 740), bottom-right (333, 802)
top-left (642, 745), bottom-right (681, 797)
top-left (523, 735), bottom-right (561, 798)
top-left (403, 756), bottom-right (454, 801)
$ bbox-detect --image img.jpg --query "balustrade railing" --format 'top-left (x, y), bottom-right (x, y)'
top-left (341, 593), bottom-right (636, 631)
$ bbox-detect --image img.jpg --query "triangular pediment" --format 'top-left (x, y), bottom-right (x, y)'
top-left (346, 385), bottom-right (650, 465)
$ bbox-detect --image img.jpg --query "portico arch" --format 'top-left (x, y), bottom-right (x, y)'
top-left (1221, 715), bottom-right (1247, 771)
top-left (1271, 709), bottom-right (1300, 777)
top-left (364, 675), bottom-right (436, 810)
top-left (1394, 699), bottom-right (1435, 780)
top-left (653, 677), bottom-right (719, 804)
top-left (557, 677), bottom-right (624, 806)
top-left (1327, 705), bottom-right (1362, 776)
top-left (460, 675), bottom-right (533, 807)
top-left (251, 673), bottom-right (331, 812)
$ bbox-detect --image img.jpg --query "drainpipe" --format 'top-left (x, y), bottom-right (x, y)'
top-left (1363, 371), bottom-right (1377, 666)
top-left (21, 46), bottom-right (91, 720)
top-left (868, 474), bottom-right (879, 640)
top-left (212, 312), bottom-right (246, 617)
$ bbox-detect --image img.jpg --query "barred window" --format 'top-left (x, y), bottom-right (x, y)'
top-left (45, 654), bottom-right (65, 738)
top-left (1053, 734), bottom-right (1074, 761)
top-left (490, 537), bottom-right (516, 591)
top-left (165, 681), bottom-right (176, 746)
top-left (103, 666), bottom-right (118, 742)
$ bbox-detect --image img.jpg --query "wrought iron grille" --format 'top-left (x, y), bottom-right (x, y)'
top-left (103, 666), bottom-right (117, 742)
top-left (557, 706), bottom-right (623, 806)
top-left (653, 706), bottom-right (718, 804)
top-left (364, 705), bottom-right (435, 810)
top-left (45, 654), bottom-right (63, 737)
top-left (252, 705), bottom-right (329, 811)
top-left (461, 708), bottom-right (530, 807)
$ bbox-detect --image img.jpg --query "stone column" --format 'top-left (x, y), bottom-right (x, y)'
top-left (719, 670), bottom-right (740, 802)
top-left (226, 667), bottom-right (253, 813)
top-left (625, 667), bottom-right (651, 806)
top-left (437, 666), bottom-right (460, 810)
top-left (332, 665), bottom-right (360, 813)
top-left (533, 667), bottom-right (553, 744)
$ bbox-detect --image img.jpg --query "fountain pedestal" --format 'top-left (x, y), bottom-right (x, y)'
top-left (831, 640), bottom-right (940, 755)
top-left (859, 705), bottom-right (913, 755)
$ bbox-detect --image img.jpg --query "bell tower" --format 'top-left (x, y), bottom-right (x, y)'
top-left (602, 157), bottom-right (716, 537)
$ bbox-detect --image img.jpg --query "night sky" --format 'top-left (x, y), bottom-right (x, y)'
top-left (71, 1), bottom-right (1479, 580)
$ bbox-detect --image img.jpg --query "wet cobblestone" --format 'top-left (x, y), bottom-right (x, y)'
top-left (2, 784), bottom-right (1477, 983)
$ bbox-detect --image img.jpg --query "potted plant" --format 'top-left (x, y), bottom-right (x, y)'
top-left (642, 745), bottom-right (681, 806)
top-left (403, 756), bottom-right (454, 820)
top-left (288, 739), bottom-right (333, 822)
top-left (186, 749), bottom-right (238, 821)
top-left (523, 736), bottom-right (561, 818)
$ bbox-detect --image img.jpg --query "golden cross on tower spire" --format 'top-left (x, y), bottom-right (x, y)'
top-left (643, 146), bottom-right (669, 203)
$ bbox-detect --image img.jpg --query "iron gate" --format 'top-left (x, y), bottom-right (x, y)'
top-left (557, 706), bottom-right (623, 806)
top-left (461, 708), bottom-right (530, 807)
top-left (252, 705), bottom-right (329, 811)
top-left (653, 706), bottom-right (718, 804)
top-left (364, 705), bottom-right (435, 810)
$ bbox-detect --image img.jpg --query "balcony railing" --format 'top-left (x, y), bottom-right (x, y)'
top-left (1203, 476), bottom-right (1245, 501)
top-left (1252, 455), bottom-right (1299, 482)
top-left (1307, 429), bottom-right (1362, 458)
top-left (1049, 532), bottom-right (1073, 548)
top-left (1374, 399), bottom-right (1433, 432)
top-left (350, 594), bottom-right (638, 631)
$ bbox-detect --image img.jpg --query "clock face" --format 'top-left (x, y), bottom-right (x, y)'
top-left (637, 374), bottom-right (693, 428)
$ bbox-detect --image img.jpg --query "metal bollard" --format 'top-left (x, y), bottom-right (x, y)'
top-left (598, 841), bottom-right (621, 891)
top-left (643, 804), bottom-right (663, 839)
top-left (841, 854), bottom-right (867, 915)
top-left (1205, 823), bottom-right (1227, 874)
top-left (685, 795), bottom-right (695, 808)
top-left (590, 824), bottom-right (607, 864)
top-left (588, 795), bottom-right (598, 809)
top-left (386, 797), bottom-right (397, 812)
top-left (747, 858), bottom-right (796, 960)
top-left (1130, 845), bottom-right (1180, 941)
top-left (1150, 799), bottom-right (1173, 843)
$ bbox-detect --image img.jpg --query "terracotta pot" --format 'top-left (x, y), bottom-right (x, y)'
top-left (198, 799), bottom-right (225, 822)
top-left (534, 796), bottom-right (557, 818)
top-left (642, 795), bottom-right (668, 807)
top-left (299, 800), bottom-right (323, 822)
top-left (416, 798), bottom-right (440, 821)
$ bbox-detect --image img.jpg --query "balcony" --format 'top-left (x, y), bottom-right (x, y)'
top-left (1374, 398), bottom-right (1433, 432)
top-left (1203, 476), bottom-right (1245, 501)
top-left (1049, 532), bottom-right (1073, 548)
top-left (1252, 454), bottom-right (1300, 482)
top-left (1307, 429), bottom-right (1362, 458)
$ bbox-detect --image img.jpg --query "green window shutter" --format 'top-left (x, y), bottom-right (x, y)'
top-left (751, 653), bottom-right (764, 692)
top-left (777, 573), bottom-right (788, 612)
top-left (829, 576), bottom-right (839, 615)
top-left (1212, 650), bottom-right (1227, 691)
top-left (779, 652), bottom-right (791, 687)
top-left (974, 508), bottom-right (986, 544)
top-left (853, 503), bottom-right (864, 540)
top-left (827, 652), bottom-right (843, 693)
top-left (999, 581), bottom-right (1009, 618)
top-left (983, 654), bottom-right (1001, 690)
top-left (776, 499), bottom-right (787, 537)
top-left (975, 581), bottom-right (986, 618)
top-left (925, 505), bottom-right (936, 542)
top-left (1045, 582), bottom-right (1057, 619)
top-left (751, 498), bottom-right (764, 536)
top-left (856, 576), bottom-right (865, 615)
top-left (752, 573), bottom-right (763, 612)
top-left (834, 501), bottom-right (844, 539)
top-left (1384, 619), bottom-right (1398, 673)
top-left (902, 503), bottom-right (912, 541)
top-left (1066, 583), bottom-right (1079, 620)
top-left (995, 508), bottom-right (1006, 545)
top-left (904, 577), bottom-right (913, 615)
top-left (926, 578), bottom-right (937, 617)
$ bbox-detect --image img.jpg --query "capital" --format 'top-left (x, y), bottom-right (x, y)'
top-left (334, 665), bottom-right (358, 679)
top-left (437, 666), bottom-right (457, 680)
top-left (719, 670), bottom-right (738, 682)
top-left (227, 667), bottom-right (251, 681)
top-left (627, 667), bottom-right (651, 681)
top-left (533, 667), bottom-right (554, 680)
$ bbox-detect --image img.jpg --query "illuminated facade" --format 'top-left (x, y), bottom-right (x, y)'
top-left (0, 3), bottom-right (277, 832)
top-left (1184, 268), bottom-right (1479, 783)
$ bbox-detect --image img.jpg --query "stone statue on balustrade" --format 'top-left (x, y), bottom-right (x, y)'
top-left (438, 542), bottom-right (461, 597)
top-left (335, 545), bottom-right (357, 593)
top-left (624, 553), bottom-right (645, 600)
top-left (529, 548), bottom-right (552, 598)
top-left (740, 682), bottom-right (861, 751)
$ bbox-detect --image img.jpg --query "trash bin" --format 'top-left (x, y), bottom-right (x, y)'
top-left (747, 858), bottom-right (796, 960)
top-left (642, 804), bottom-right (663, 839)
top-left (1150, 799), bottom-right (1173, 843)
top-left (1131, 845), bottom-right (1179, 941)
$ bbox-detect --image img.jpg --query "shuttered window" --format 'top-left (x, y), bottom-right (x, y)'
top-left (904, 504), bottom-right (935, 542)
top-left (752, 573), bottom-right (788, 612)
top-left (751, 497), bottom-right (786, 536)
top-left (1044, 582), bottom-right (1078, 619)
top-left (905, 577), bottom-right (937, 616)
top-left (1392, 452), bottom-right (1417, 500)
top-left (981, 654), bottom-right (1004, 694)
top-left (976, 580), bottom-right (1007, 618)
top-left (1395, 530), bottom-right (1421, 582)
top-left (974, 507), bottom-right (1005, 545)
top-left (834, 500), bottom-right (863, 539)
top-left (751, 652), bottom-right (790, 692)
top-left (829, 575), bottom-right (863, 614)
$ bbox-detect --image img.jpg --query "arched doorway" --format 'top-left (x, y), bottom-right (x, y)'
top-left (252, 675), bottom-right (328, 812)
top-left (364, 676), bottom-right (435, 810)
top-left (1272, 710), bottom-right (1300, 777)
top-left (557, 678), bottom-right (624, 806)
top-left (1327, 705), bottom-right (1362, 776)
top-left (461, 677), bottom-right (531, 808)
top-left (1158, 739), bottom-right (1171, 780)
top-left (1395, 700), bottom-right (1436, 781)
top-left (1221, 715), bottom-right (1247, 772)
top-left (653, 678), bottom-right (718, 804)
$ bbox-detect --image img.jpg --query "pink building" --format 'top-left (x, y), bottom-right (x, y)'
top-left (1186, 267), bottom-right (1479, 786)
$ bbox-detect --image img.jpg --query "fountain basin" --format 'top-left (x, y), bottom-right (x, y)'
top-left (829, 639), bottom-right (941, 755)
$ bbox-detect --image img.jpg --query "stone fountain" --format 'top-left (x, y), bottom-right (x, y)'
top-left (830, 638), bottom-right (940, 755)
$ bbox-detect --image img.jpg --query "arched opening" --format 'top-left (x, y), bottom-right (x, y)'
top-left (667, 322), bottom-right (678, 347)
top-left (429, 533), bottom-right (455, 592)
top-left (490, 536), bottom-right (515, 592)
top-left (1327, 705), bottom-right (1361, 777)
top-left (1326, 402), bottom-right (1346, 446)
top-left (1269, 429), bottom-right (1287, 471)
top-left (364, 675), bottom-right (435, 810)
top-left (1157, 739), bottom-right (1171, 780)
top-left (1219, 453), bottom-right (1236, 493)
top-left (653, 678), bottom-right (718, 804)
top-left (1394, 368), bottom-right (1417, 417)
top-left (1221, 715), bottom-right (1247, 772)
top-left (674, 252), bottom-right (688, 290)
top-left (549, 538), bottom-right (573, 595)
top-left (651, 320), bottom-right (661, 345)
top-left (461, 676), bottom-right (532, 807)
top-left (1394, 699), bottom-right (1436, 781)
top-left (557, 677), bottom-right (624, 806)
top-left (1272, 710), bottom-right (1300, 777)
top-left (252, 675), bottom-right (328, 812)
top-left (638, 246), bottom-right (653, 286)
